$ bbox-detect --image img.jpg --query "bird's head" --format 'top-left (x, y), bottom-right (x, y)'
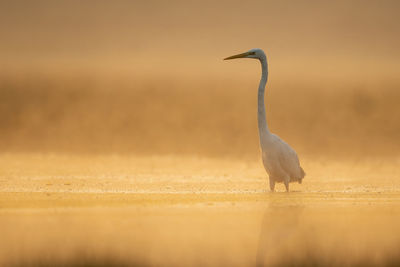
top-left (224, 48), bottom-right (265, 61)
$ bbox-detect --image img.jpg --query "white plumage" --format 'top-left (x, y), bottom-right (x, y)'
top-left (224, 48), bottom-right (305, 192)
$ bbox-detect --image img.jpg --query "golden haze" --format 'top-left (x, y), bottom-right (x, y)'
top-left (0, 1), bottom-right (399, 157)
top-left (0, 1), bottom-right (400, 266)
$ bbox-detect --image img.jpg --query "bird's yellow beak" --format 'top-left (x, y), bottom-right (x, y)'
top-left (224, 51), bottom-right (251, 60)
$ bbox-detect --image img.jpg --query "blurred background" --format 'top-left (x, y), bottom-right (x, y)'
top-left (0, 0), bottom-right (399, 158)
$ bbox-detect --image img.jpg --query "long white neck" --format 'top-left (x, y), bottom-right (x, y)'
top-left (258, 55), bottom-right (270, 145)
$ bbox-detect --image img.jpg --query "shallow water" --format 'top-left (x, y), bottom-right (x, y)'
top-left (1, 154), bottom-right (400, 266)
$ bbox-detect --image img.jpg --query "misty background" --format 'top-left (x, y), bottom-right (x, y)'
top-left (0, 0), bottom-right (399, 157)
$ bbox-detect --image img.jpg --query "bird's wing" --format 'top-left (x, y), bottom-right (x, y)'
top-left (272, 134), bottom-right (305, 180)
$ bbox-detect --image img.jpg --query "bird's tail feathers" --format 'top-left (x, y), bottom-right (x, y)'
top-left (300, 167), bottom-right (306, 178)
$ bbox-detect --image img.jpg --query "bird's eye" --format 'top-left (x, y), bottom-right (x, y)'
top-left (249, 52), bottom-right (256, 55)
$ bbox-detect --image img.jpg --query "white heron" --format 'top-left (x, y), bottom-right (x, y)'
top-left (224, 48), bottom-right (305, 192)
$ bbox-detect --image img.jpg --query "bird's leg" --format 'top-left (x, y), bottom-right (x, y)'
top-left (269, 179), bottom-right (275, 192)
top-left (284, 180), bottom-right (289, 192)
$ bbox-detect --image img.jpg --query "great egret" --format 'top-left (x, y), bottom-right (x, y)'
top-left (224, 48), bottom-right (305, 192)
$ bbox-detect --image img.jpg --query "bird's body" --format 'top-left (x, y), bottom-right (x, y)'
top-left (224, 48), bottom-right (305, 192)
top-left (260, 133), bottom-right (305, 191)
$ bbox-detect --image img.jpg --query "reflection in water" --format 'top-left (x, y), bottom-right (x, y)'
top-left (255, 199), bottom-right (400, 266)
top-left (257, 205), bottom-right (305, 266)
